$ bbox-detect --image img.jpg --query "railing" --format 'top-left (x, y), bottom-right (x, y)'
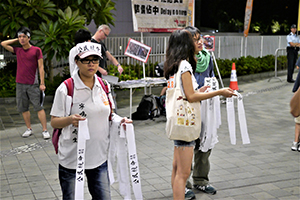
top-left (0, 35), bottom-right (288, 77)
top-left (268, 48), bottom-right (286, 82)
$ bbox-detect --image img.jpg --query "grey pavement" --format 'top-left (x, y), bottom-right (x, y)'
top-left (1, 70), bottom-right (300, 200)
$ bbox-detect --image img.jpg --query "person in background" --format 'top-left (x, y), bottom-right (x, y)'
top-left (286, 24), bottom-right (300, 83)
top-left (183, 26), bottom-right (217, 199)
top-left (50, 42), bottom-right (131, 199)
top-left (1, 26), bottom-right (50, 139)
top-left (291, 57), bottom-right (300, 151)
top-left (69, 29), bottom-right (92, 77)
top-left (164, 29), bottom-right (235, 200)
top-left (91, 24), bottom-right (123, 77)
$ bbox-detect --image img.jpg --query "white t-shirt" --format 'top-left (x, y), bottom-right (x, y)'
top-left (69, 46), bottom-right (78, 77)
top-left (167, 60), bottom-right (198, 96)
top-left (50, 73), bottom-right (114, 169)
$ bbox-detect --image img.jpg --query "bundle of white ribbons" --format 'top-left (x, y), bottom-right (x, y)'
top-left (199, 77), bottom-right (250, 152)
top-left (226, 91), bottom-right (250, 145)
top-left (108, 114), bottom-right (143, 200)
top-left (74, 114), bottom-right (143, 200)
top-left (199, 78), bottom-right (221, 152)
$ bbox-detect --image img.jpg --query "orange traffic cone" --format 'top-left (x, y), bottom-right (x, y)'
top-left (229, 63), bottom-right (239, 91)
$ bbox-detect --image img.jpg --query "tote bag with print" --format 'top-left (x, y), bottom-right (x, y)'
top-left (165, 71), bottom-right (201, 142)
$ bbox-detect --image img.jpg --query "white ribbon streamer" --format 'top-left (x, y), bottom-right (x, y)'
top-left (226, 97), bottom-right (236, 145)
top-left (236, 93), bottom-right (250, 144)
top-left (75, 119), bottom-right (90, 200)
top-left (121, 124), bottom-right (143, 200)
top-left (226, 92), bottom-right (250, 145)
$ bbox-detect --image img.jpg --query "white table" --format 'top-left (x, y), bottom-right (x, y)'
top-left (114, 78), bottom-right (167, 118)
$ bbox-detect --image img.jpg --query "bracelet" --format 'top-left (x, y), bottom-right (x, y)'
top-left (116, 64), bottom-right (120, 67)
top-left (40, 84), bottom-right (45, 85)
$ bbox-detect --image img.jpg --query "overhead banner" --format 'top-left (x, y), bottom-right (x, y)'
top-left (131, 0), bottom-right (192, 32)
top-left (243, 0), bottom-right (253, 37)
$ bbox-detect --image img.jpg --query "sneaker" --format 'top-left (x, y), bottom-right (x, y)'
top-left (291, 142), bottom-right (299, 151)
top-left (185, 188), bottom-right (196, 200)
top-left (22, 129), bottom-right (32, 137)
top-left (194, 184), bottom-right (217, 195)
top-left (42, 130), bottom-right (50, 139)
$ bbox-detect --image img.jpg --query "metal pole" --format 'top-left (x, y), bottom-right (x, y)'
top-left (260, 36), bottom-right (263, 57)
top-left (244, 37), bottom-right (247, 57)
top-left (218, 36), bottom-right (221, 58)
top-left (240, 37), bottom-right (243, 57)
top-left (268, 48), bottom-right (283, 82)
top-left (141, 32), bottom-right (147, 94)
top-left (211, 51), bottom-right (224, 88)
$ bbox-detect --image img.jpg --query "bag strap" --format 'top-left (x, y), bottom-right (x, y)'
top-left (63, 78), bottom-right (74, 108)
top-left (97, 77), bottom-right (113, 121)
top-left (175, 70), bottom-right (182, 90)
top-left (63, 78), bottom-right (74, 97)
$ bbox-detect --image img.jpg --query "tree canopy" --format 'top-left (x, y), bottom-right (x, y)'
top-left (0, 0), bottom-right (116, 74)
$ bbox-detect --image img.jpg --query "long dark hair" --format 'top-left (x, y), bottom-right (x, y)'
top-left (184, 26), bottom-right (201, 38)
top-left (164, 29), bottom-right (196, 79)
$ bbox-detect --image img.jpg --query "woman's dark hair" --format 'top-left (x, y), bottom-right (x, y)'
top-left (184, 26), bottom-right (201, 38)
top-left (164, 29), bottom-right (196, 79)
top-left (74, 29), bottom-right (91, 45)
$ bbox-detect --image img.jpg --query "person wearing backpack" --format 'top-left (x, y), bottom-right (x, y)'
top-left (50, 42), bottom-right (131, 200)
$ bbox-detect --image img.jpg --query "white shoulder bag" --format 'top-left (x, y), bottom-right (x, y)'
top-left (165, 71), bottom-right (201, 142)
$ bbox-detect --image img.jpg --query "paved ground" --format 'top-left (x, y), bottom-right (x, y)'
top-left (0, 71), bottom-right (300, 200)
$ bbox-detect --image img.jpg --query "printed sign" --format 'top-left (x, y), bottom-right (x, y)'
top-left (131, 0), bottom-right (192, 32)
top-left (125, 38), bottom-right (152, 63)
top-left (203, 36), bottom-right (215, 51)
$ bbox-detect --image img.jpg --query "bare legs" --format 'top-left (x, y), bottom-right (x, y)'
top-left (171, 146), bottom-right (194, 200)
top-left (22, 111), bottom-right (31, 130)
top-left (22, 109), bottom-right (47, 131)
top-left (38, 109), bottom-right (47, 131)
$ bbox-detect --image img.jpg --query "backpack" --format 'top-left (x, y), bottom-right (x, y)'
top-left (155, 62), bottom-right (164, 77)
top-left (52, 77), bottom-right (112, 154)
top-left (132, 94), bottom-right (160, 120)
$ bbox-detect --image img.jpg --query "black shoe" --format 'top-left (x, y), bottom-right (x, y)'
top-left (287, 79), bottom-right (295, 83)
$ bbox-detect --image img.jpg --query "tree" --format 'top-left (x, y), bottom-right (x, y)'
top-left (0, 0), bottom-right (116, 81)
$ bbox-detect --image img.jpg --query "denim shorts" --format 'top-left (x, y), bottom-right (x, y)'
top-left (174, 140), bottom-right (196, 147)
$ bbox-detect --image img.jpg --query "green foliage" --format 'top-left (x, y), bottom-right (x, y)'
top-left (0, 0), bottom-right (28, 37)
top-left (32, 7), bottom-right (86, 62)
top-left (0, 60), bottom-right (17, 97)
top-left (215, 55), bottom-right (286, 79)
top-left (0, 0), bottom-right (116, 80)
top-left (16, 0), bottom-right (56, 29)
